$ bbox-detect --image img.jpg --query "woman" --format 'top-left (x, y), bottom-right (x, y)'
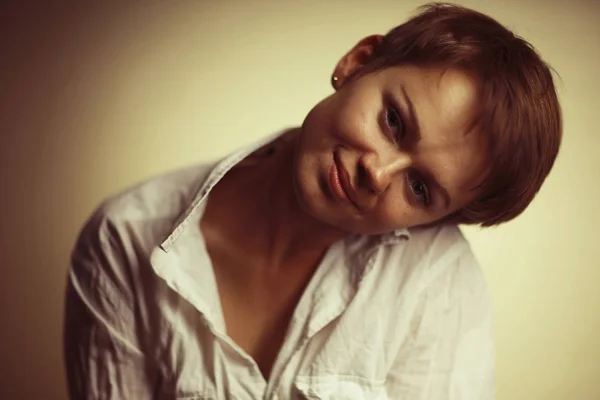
top-left (64, 3), bottom-right (562, 399)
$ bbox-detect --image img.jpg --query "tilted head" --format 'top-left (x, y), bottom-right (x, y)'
top-left (293, 2), bottom-right (562, 235)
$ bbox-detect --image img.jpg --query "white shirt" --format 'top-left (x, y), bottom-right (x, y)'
top-left (64, 132), bottom-right (495, 400)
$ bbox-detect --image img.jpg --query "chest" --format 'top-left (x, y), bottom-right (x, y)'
top-left (204, 237), bottom-right (318, 379)
top-left (151, 227), bottom-right (417, 399)
top-left (154, 256), bottom-right (408, 400)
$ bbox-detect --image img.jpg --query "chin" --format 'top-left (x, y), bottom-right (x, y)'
top-left (292, 168), bottom-right (323, 217)
top-left (291, 167), bottom-right (337, 226)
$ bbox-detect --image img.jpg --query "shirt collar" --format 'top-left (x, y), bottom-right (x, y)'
top-left (381, 228), bottom-right (411, 245)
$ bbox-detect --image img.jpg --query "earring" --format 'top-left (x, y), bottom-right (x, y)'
top-left (332, 75), bottom-right (339, 87)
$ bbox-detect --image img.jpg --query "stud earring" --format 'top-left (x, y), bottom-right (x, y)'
top-left (332, 75), bottom-right (339, 87)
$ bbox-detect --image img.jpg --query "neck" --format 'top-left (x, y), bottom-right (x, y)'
top-left (237, 130), bottom-right (345, 268)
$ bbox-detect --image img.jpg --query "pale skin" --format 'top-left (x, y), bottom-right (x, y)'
top-left (200, 34), bottom-right (491, 378)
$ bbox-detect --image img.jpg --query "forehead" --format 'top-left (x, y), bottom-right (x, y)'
top-left (384, 65), bottom-right (490, 197)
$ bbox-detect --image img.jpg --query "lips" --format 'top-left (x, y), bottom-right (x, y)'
top-left (330, 150), bottom-right (362, 211)
top-left (329, 156), bottom-right (349, 202)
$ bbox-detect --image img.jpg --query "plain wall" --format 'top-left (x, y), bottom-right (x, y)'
top-left (1, 1), bottom-right (598, 398)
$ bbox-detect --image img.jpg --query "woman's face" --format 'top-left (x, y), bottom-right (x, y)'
top-left (293, 40), bottom-right (490, 235)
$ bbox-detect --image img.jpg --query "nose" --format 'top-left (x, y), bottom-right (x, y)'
top-left (358, 151), bottom-right (411, 194)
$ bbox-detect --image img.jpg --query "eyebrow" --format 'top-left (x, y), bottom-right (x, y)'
top-left (401, 85), bottom-right (421, 142)
top-left (400, 85), bottom-right (451, 210)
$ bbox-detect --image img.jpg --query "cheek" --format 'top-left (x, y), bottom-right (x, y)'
top-left (344, 95), bottom-right (374, 128)
top-left (367, 196), bottom-right (412, 232)
top-left (332, 86), bottom-right (378, 134)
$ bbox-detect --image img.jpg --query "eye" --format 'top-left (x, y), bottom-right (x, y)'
top-left (407, 174), bottom-right (430, 206)
top-left (385, 105), bottom-right (405, 144)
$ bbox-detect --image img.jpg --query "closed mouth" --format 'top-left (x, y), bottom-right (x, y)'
top-left (334, 149), bottom-right (363, 212)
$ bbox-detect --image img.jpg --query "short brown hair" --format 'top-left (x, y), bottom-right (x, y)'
top-left (359, 2), bottom-right (562, 226)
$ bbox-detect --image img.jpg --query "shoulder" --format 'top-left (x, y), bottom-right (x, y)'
top-left (382, 226), bottom-right (495, 398)
top-left (384, 224), bottom-right (473, 272)
top-left (69, 163), bottom-right (215, 307)
top-left (102, 163), bottom-right (213, 224)
top-left (74, 162), bottom-right (213, 261)
top-left (382, 224), bottom-right (488, 299)
top-left (404, 223), bottom-right (469, 260)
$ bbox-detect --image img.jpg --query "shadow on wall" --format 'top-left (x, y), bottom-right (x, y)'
top-left (0, 3), bottom-right (176, 398)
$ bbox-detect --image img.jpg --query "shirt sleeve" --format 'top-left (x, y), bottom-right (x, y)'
top-left (63, 210), bottom-right (159, 399)
top-left (386, 247), bottom-right (496, 400)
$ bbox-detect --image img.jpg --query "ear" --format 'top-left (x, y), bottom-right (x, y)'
top-left (332, 34), bottom-right (384, 89)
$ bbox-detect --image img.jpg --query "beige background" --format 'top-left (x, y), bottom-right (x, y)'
top-left (1, 0), bottom-right (598, 399)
